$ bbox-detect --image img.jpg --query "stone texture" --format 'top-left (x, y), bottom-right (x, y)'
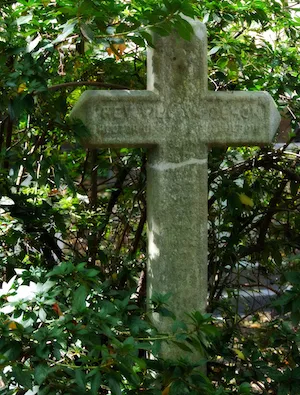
top-left (71, 17), bottom-right (281, 360)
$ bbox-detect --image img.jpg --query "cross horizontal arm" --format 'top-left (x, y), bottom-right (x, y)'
top-left (71, 90), bottom-right (164, 147)
top-left (202, 91), bottom-right (281, 146)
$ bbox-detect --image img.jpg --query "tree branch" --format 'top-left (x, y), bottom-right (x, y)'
top-left (48, 81), bottom-right (129, 91)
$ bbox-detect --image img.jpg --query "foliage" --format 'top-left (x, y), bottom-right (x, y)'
top-left (1, 0), bottom-right (300, 394)
top-left (0, 265), bottom-right (218, 394)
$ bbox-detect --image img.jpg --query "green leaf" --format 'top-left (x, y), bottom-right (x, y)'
top-left (169, 380), bottom-right (188, 394)
top-left (132, 356), bottom-right (147, 370)
top-left (47, 262), bottom-right (75, 277)
top-left (285, 271), bottom-right (300, 284)
top-left (271, 247), bottom-right (282, 265)
top-left (72, 285), bottom-right (88, 312)
top-left (208, 46), bottom-right (220, 56)
top-left (71, 118), bottom-right (92, 140)
top-left (238, 382), bottom-right (251, 394)
top-left (34, 364), bottom-right (50, 385)
top-left (290, 181), bottom-right (299, 196)
top-left (180, 2), bottom-right (197, 18)
top-left (139, 31), bottom-right (155, 47)
top-left (90, 371), bottom-right (101, 395)
top-left (8, 97), bottom-right (26, 120)
top-left (173, 16), bottom-right (194, 41)
top-left (108, 376), bottom-right (122, 395)
top-left (80, 23), bottom-right (94, 42)
top-left (27, 35), bottom-right (42, 53)
top-left (130, 35), bottom-right (147, 48)
top-left (85, 268), bottom-right (99, 277)
top-left (12, 366), bottom-right (32, 389)
top-left (53, 21), bottom-right (76, 45)
top-left (172, 340), bottom-right (193, 353)
top-left (150, 25), bottom-right (171, 37)
top-left (75, 369), bottom-right (86, 390)
top-left (291, 310), bottom-right (300, 326)
top-left (172, 319), bottom-right (188, 333)
top-left (3, 341), bottom-right (22, 361)
top-left (76, 262), bottom-right (87, 271)
top-left (158, 307), bottom-right (176, 319)
top-left (292, 297), bottom-right (300, 311)
top-left (16, 14), bottom-right (33, 26)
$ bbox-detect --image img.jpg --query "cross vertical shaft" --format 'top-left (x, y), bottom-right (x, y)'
top-left (147, 145), bottom-right (208, 359)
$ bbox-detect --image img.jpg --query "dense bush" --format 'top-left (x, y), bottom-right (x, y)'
top-left (0, 264), bottom-right (218, 394)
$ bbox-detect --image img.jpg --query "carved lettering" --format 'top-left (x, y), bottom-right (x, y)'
top-left (96, 103), bottom-right (166, 123)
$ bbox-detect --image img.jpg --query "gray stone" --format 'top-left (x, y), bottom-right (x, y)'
top-left (71, 17), bottom-right (281, 359)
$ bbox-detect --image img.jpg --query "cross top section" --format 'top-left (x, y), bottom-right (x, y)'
top-left (147, 18), bottom-right (208, 98)
top-left (71, 18), bottom-right (280, 157)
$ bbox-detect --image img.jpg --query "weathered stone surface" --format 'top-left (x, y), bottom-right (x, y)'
top-left (71, 17), bottom-right (281, 360)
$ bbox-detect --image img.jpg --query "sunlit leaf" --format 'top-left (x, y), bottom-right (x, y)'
top-left (239, 193), bottom-right (254, 207)
top-left (208, 46), bottom-right (220, 56)
top-left (27, 35), bottom-right (41, 53)
top-left (232, 348), bottom-right (246, 360)
top-left (16, 14), bottom-right (32, 26)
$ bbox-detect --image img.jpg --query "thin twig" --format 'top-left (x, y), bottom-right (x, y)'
top-left (48, 81), bottom-right (129, 91)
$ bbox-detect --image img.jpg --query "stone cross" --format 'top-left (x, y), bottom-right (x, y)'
top-left (71, 18), bottom-right (280, 359)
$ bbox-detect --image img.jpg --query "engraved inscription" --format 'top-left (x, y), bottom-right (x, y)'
top-left (84, 93), bottom-right (275, 147)
top-left (204, 101), bottom-right (264, 121)
top-left (95, 103), bottom-right (167, 123)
